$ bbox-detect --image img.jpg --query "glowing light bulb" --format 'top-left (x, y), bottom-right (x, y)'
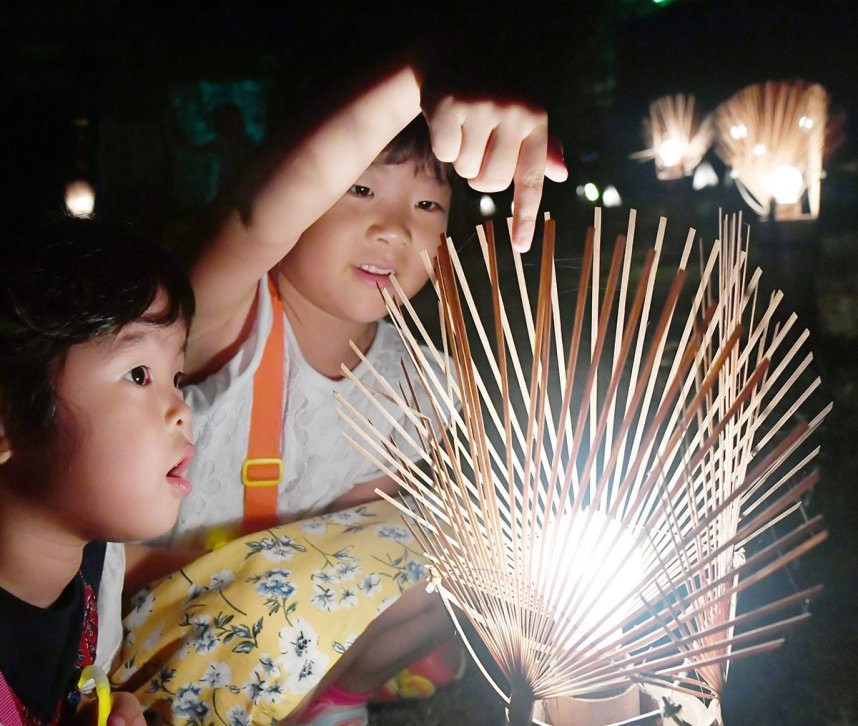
top-left (479, 194), bottom-right (497, 217)
top-left (657, 138), bottom-right (685, 168)
top-left (602, 185), bottom-right (622, 208)
top-left (65, 180), bottom-right (95, 218)
top-left (539, 510), bottom-right (644, 651)
top-left (769, 165), bottom-right (804, 205)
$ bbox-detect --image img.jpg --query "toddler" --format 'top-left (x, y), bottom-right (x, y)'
top-left (0, 216), bottom-right (195, 725)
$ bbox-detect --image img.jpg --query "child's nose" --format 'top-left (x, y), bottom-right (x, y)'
top-left (167, 392), bottom-right (192, 432)
top-left (368, 217), bottom-right (411, 246)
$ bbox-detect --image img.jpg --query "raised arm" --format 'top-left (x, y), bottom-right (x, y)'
top-left (186, 65), bottom-right (423, 377)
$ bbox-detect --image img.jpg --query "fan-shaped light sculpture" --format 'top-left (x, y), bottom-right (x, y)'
top-left (632, 94), bottom-right (714, 180)
top-left (715, 80), bottom-right (829, 220)
top-left (337, 210), bottom-right (829, 725)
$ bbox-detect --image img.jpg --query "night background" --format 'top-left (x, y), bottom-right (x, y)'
top-left (3, 1), bottom-right (857, 724)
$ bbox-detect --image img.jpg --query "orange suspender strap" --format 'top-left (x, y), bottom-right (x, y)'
top-left (241, 275), bottom-right (285, 534)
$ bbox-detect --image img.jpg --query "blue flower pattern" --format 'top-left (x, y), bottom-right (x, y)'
top-left (115, 501), bottom-right (428, 725)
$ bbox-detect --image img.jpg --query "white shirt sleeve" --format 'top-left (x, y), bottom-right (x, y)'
top-left (95, 541), bottom-right (126, 672)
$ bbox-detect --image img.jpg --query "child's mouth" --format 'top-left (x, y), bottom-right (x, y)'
top-left (167, 443), bottom-right (195, 496)
top-left (355, 264), bottom-right (395, 288)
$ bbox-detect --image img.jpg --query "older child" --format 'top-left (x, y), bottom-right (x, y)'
top-left (0, 216), bottom-right (195, 725)
top-left (116, 62), bottom-right (566, 725)
top-left (171, 62), bottom-right (565, 543)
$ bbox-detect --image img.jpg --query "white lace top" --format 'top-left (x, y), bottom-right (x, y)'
top-left (95, 542), bottom-right (124, 671)
top-left (159, 278), bottom-right (449, 549)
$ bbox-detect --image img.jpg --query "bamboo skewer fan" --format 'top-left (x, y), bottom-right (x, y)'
top-left (337, 210), bottom-right (830, 725)
top-left (631, 94), bottom-right (714, 180)
top-left (715, 80), bottom-right (829, 220)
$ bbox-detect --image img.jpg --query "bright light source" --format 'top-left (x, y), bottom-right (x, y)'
top-left (583, 183), bottom-right (600, 203)
top-left (798, 115), bottom-right (814, 130)
top-left (542, 510), bottom-right (645, 650)
top-left (769, 165), bottom-right (804, 205)
top-left (657, 138), bottom-right (685, 168)
top-left (753, 143), bottom-right (767, 156)
top-left (479, 194), bottom-right (496, 217)
top-left (65, 180), bottom-right (95, 218)
top-left (602, 185), bottom-right (622, 208)
top-left (692, 161), bottom-right (719, 190)
top-left (730, 123), bottom-right (748, 140)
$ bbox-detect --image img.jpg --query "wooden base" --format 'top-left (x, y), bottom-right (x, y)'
top-left (535, 684), bottom-right (641, 725)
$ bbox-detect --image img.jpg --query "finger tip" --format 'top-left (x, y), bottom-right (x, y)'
top-left (547, 164), bottom-right (569, 183)
top-left (511, 230), bottom-right (533, 254)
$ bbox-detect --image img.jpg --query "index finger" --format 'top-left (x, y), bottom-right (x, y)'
top-left (509, 124), bottom-right (549, 252)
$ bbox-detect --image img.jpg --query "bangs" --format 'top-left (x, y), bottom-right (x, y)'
top-left (377, 117), bottom-right (450, 184)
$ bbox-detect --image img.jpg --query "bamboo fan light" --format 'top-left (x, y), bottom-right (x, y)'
top-left (715, 80), bottom-right (828, 220)
top-left (336, 210), bottom-right (830, 725)
top-left (631, 94), bottom-right (714, 180)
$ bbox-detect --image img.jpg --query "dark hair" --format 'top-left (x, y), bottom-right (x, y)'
top-left (0, 215), bottom-right (195, 446)
top-left (377, 116), bottom-right (451, 184)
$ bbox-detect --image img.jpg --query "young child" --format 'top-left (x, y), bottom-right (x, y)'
top-left (116, 61), bottom-right (566, 724)
top-left (0, 216), bottom-right (195, 725)
top-left (170, 62), bottom-right (565, 543)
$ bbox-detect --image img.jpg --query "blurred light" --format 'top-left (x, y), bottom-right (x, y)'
top-left (65, 180), bottom-right (95, 218)
top-left (769, 165), bottom-right (804, 205)
top-left (692, 161), bottom-right (719, 190)
top-left (602, 185), bottom-right (622, 208)
top-left (753, 143), bottom-right (767, 156)
top-left (583, 183), bottom-right (600, 203)
top-left (657, 138), bottom-right (685, 168)
top-left (729, 123), bottom-right (748, 140)
top-left (798, 115), bottom-right (814, 130)
top-left (479, 194), bottom-right (496, 217)
top-left (543, 510), bottom-right (645, 650)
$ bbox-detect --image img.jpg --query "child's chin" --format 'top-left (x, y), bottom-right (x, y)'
top-left (131, 511), bottom-right (181, 542)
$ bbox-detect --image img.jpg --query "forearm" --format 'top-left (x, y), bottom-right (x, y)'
top-left (326, 474), bottom-right (400, 513)
top-left (250, 64), bottom-right (421, 248)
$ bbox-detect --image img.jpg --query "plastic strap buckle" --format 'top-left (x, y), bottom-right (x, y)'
top-left (241, 457), bottom-right (283, 487)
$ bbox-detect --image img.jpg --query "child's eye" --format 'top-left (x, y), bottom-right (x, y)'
top-left (416, 200), bottom-right (444, 212)
top-left (349, 184), bottom-right (373, 198)
top-left (125, 365), bottom-right (151, 386)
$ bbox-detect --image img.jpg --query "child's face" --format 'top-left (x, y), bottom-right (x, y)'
top-left (26, 291), bottom-right (193, 543)
top-left (280, 160), bottom-right (451, 324)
